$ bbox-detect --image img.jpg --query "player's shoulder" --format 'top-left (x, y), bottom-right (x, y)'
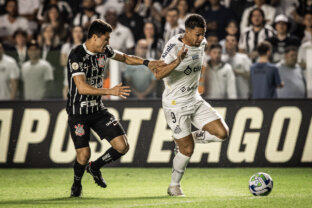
top-left (69, 44), bottom-right (85, 58)
top-left (161, 34), bottom-right (183, 58)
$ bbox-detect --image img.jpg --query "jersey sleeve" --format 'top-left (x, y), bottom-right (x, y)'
top-left (160, 41), bottom-right (178, 64)
top-left (68, 50), bottom-right (85, 77)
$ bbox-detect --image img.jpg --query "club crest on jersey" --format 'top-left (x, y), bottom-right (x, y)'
top-left (72, 62), bottom-right (79, 70)
top-left (74, 124), bottom-right (85, 136)
top-left (97, 56), bottom-right (105, 67)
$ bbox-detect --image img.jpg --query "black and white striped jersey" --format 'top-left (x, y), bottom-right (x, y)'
top-left (66, 43), bottom-right (115, 115)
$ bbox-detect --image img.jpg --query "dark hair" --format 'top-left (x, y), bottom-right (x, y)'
top-left (5, 0), bottom-right (17, 7)
top-left (13, 29), bottom-right (27, 39)
top-left (226, 34), bottom-right (237, 41)
top-left (185, 14), bottom-right (206, 29)
top-left (285, 46), bottom-right (298, 53)
top-left (248, 8), bottom-right (266, 27)
top-left (167, 7), bottom-right (179, 15)
top-left (257, 41), bottom-right (272, 55)
top-left (87, 19), bottom-right (112, 39)
top-left (210, 43), bottom-right (222, 51)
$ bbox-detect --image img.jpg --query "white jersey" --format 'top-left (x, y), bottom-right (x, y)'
top-left (161, 34), bottom-right (206, 108)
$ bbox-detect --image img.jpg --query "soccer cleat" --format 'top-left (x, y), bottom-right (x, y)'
top-left (86, 162), bottom-right (107, 188)
top-left (70, 184), bottom-right (82, 197)
top-left (167, 185), bottom-right (185, 196)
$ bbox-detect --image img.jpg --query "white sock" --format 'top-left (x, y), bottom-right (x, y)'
top-left (170, 152), bottom-right (190, 186)
top-left (192, 130), bottom-right (224, 143)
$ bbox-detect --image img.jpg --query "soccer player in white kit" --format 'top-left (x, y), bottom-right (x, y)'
top-left (154, 14), bottom-right (229, 196)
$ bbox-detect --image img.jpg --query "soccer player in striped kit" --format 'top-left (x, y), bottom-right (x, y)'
top-left (67, 19), bottom-right (162, 197)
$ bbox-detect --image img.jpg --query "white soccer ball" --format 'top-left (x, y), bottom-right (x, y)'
top-left (249, 172), bottom-right (273, 196)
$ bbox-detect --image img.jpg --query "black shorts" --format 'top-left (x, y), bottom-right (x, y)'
top-left (68, 110), bottom-right (126, 149)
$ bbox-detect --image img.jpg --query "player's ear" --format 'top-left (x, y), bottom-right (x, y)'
top-left (92, 34), bottom-right (98, 41)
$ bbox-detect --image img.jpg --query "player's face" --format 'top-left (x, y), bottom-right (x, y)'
top-left (94, 32), bottom-right (110, 53)
top-left (185, 27), bottom-right (205, 47)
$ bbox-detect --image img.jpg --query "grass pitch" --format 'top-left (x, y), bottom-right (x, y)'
top-left (0, 168), bottom-right (311, 208)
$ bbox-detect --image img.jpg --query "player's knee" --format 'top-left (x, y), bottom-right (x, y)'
top-left (77, 151), bottom-right (90, 164)
top-left (115, 142), bottom-right (129, 154)
top-left (180, 145), bottom-right (194, 157)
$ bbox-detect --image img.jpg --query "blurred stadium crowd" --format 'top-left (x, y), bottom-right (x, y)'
top-left (0, 0), bottom-right (310, 100)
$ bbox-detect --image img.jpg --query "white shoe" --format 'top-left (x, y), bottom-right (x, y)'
top-left (167, 185), bottom-right (185, 196)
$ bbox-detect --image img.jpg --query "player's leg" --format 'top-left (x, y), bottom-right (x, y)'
top-left (191, 101), bottom-right (229, 143)
top-left (168, 134), bottom-right (194, 196)
top-left (88, 135), bottom-right (129, 171)
top-left (87, 110), bottom-right (128, 188)
top-left (164, 107), bottom-right (192, 196)
top-left (68, 117), bottom-right (91, 197)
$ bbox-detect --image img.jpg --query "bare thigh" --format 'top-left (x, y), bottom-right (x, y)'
top-left (202, 119), bottom-right (229, 140)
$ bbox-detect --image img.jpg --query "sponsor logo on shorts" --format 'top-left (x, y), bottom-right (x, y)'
top-left (174, 125), bottom-right (182, 134)
top-left (74, 124), bottom-right (85, 136)
top-left (106, 117), bottom-right (118, 127)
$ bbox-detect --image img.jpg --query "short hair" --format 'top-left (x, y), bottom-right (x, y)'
top-left (226, 34), bottom-right (237, 40)
top-left (210, 43), bottom-right (222, 51)
top-left (285, 46), bottom-right (298, 53)
top-left (185, 14), bottom-right (206, 29)
top-left (257, 41), bottom-right (272, 55)
top-left (13, 29), bottom-right (27, 39)
top-left (167, 7), bottom-right (179, 15)
top-left (87, 19), bottom-right (112, 39)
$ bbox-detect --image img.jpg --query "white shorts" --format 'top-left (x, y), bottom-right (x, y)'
top-left (163, 99), bottom-right (222, 139)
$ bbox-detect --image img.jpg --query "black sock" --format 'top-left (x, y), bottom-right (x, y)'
top-left (73, 159), bottom-right (86, 186)
top-left (91, 147), bottom-right (124, 170)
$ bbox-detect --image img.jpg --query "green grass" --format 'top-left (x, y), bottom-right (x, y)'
top-left (0, 168), bottom-right (311, 208)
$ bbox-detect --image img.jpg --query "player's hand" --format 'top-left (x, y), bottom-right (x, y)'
top-left (177, 44), bottom-right (188, 62)
top-left (148, 60), bottom-right (165, 70)
top-left (110, 83), bottom-right (131, 99)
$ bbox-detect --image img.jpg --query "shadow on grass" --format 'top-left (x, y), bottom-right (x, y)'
top-left (0, 196), bottom-right (172, 205)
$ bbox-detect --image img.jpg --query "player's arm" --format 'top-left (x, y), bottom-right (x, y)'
top-left (112, 52), bottom-right (164, 70)
top-left (153, 44), bottom-right (188, 80)
top-left (73, 75), bottom-right (131, 99)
